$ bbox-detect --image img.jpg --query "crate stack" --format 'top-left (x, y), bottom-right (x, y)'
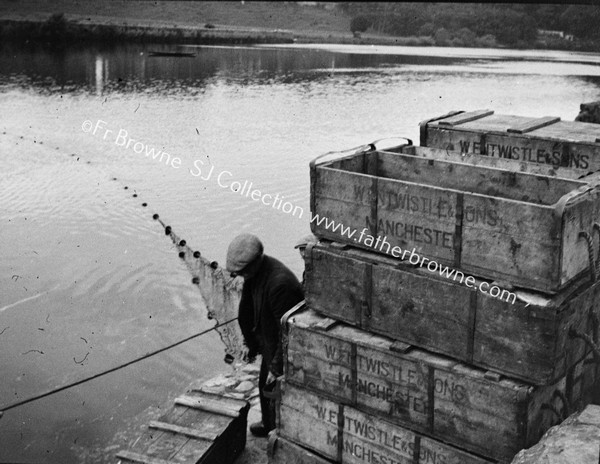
top-left (268, 110), bottom-right (600, 464)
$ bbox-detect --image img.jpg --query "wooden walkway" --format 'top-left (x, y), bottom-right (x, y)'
top-left (116, 364), bottom-right (260, 464)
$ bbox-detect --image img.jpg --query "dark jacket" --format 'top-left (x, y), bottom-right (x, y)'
top-left (238, 254), bottom-right (304, 376)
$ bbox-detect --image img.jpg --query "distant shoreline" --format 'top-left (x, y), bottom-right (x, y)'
top-left (0, 10), bottom-right (595, 53)
top-left (0, 16), bottom-right (443, 47)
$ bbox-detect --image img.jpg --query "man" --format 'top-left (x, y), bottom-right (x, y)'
top-left (226, 233), bottom-right (304, 437)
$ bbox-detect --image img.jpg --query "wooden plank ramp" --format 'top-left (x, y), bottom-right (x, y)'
top-left (116, 366), bottom-right (259, 464)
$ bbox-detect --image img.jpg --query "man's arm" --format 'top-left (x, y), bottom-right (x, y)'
top-left (268, 282), bottom-right (304, 376)
top-left (238, 284), bottom-right (259, 360)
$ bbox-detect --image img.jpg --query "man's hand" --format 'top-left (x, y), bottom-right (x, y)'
top-left (266, 371), bottom-right (278, 386)
top-left (241, 346), bottom-right (256, 364)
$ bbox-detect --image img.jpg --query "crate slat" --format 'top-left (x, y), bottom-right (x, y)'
top-left (398, 145), bottom-right (585, 179)
top-left (437, 109), bottom-right (495, 127)
top-left (116, 451), bottom-right (177, 464)
top-left (507, 116), bottom-right (561, 134)
top-left (148, 421), bottom-right (218, 441)
top-left (174, 395), bottom-right (241, 418)
top-left (268, 434), bottom-right (334, 464)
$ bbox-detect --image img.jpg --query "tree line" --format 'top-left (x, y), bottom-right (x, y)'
top-left (341, 3), bottom-right (600, 49)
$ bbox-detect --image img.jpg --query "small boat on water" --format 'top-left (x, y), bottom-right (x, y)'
top-left (148, 51), bottom-right (196, 57)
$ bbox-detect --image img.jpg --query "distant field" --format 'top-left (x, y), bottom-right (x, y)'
top-left (0, 1), bottom-right (593, 51)
top-left (0, 0), bottom-right (352, 33)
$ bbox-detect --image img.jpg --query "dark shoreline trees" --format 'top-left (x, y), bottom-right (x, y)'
top-left (342, 3), bottom-right (600, 50)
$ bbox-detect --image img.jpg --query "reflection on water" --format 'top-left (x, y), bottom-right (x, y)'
top-left (262, 43), bottom-right (600, 62)
top-left (0, 133), bottom-right (228, 463)
top-left (1, 41), bottom-right (600, 463)
top-left (4, 42), bottom-right (600, 96)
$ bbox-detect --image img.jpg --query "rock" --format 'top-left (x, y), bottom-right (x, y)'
top-left (249, 387), bottom-right (260, 400)
top-left (242, 363), bottom-right (260, 375)
top-left (202, 374), bottom-right (237, 389)
top-left (222, 391), bottom-right (246, 400)
top-left (199, 386), bottom-right (224, 395)
top-left (511, 405), bottom-right (600, 464)
top-left (234, 380), bottom-right (255, 393)
top-left (575, 101), bottom-right (600, 124)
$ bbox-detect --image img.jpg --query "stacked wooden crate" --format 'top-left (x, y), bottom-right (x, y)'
top-left (269, 110), bottom-right (600, 464)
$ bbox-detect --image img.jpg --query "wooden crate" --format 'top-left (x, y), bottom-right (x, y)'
top-left (282, 306), bottom-right (600, 462)
top-left (310, 145), bottom-right (600, 293)
top-left (304, 240), bottom-right (600, 385)
top-left (278, 381), bottom-right (497, 464)
top-left (268, 433), bottom-right (334, 464)
top-left (420, 110), bottom-right (600, 178)
top-left (116, 391), bottom-right (249, 464)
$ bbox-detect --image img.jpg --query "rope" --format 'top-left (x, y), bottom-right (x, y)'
top-left (594, 222), bottom-right (600, 276)
top-left (592, 311), bottom-right (600, 344)
top-left (553, 389), bottom-right (571, 418)
top-left (541, 389), bottom-right (571, 423)
top-left (310, 136), bottom-right (413, 167)
top-left (579, 231), bottom-right (597, 282)
top-left (0, 317), bottom-right (237, 415)
top-left (569, 327), bottom-right (600, 363)
top-left (541, 402), bottom-right (563, 423)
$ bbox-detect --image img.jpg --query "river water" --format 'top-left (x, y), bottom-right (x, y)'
top-left (1, 41), bottom-right (600, 463)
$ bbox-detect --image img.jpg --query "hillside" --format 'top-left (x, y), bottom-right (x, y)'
top-left (0, 1), bottom-right (598, 51)
top-left (0, 1), bottom-right (351, 33)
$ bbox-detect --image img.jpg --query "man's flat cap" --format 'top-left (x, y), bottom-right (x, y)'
top-left (226, 234), bottom-right (264, 272)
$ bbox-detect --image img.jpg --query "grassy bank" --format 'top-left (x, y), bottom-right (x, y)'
top-left (0, 1), bottom-right (351, 45)
top-left (0, 1), bottom-right (597, 51)
top-left (0, 1), bottom-right (350, 32)
top-left (0, 16), bottom-right (297, 45)
top-left (0, 1), bottom-right (452, 47)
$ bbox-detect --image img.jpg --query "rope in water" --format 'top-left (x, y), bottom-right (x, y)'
top-left (0, 316), bottom-right (237, 416)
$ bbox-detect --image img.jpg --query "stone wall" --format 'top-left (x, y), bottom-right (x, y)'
top-left (575, 101), bottom-right (600, 124)
top-left (511, 405), bottom-right (600, 464)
